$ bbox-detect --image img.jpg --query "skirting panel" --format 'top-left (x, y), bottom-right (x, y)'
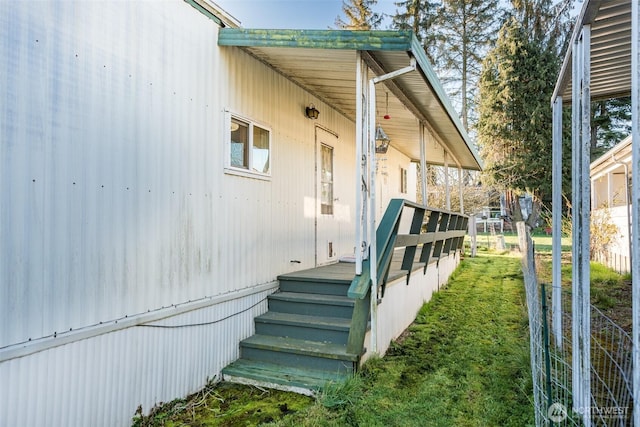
top-left (363, 252), bottom-right (460, 361)
top-left (0, 286), bottom-right (275, 427)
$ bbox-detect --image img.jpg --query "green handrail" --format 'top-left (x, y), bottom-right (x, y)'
top-left (346, 199), bottom-right (468, 355)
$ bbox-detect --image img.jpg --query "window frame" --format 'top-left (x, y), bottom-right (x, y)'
top-left (224, 110), bottom-right (272, 180)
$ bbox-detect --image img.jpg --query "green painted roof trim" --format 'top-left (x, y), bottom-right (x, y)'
top-left (218, 29), bottom-right (414, 51)
top-left (408, 37), bottom-right (483, 168)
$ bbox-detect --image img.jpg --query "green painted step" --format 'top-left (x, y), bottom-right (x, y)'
top-left (222, 359), bottom-right (350, 393)
top-left (241, 334), bottom-right (359, 361)
top-left (278, 277), bottom-right (352, 296)
top-left (255, 311), bottom-right (351, 344)
top-left (268, 291), bottom-right (355, 318)
top-left (239, 334), bottom-right (358, 373)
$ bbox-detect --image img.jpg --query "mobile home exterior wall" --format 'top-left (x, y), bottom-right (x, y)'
top-left (0, 1), bottom-right (418, 425)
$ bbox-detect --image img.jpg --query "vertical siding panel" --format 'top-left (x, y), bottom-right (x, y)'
top-left (4, 360), bottom-right (17, 426)
top-left (0, 363), bottom-right (6, 426)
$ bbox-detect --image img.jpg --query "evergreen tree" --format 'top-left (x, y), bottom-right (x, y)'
top-left (590, 97), bottom-right (631, 159)
top-left (476, 0), bottom-right (572, 206)
top-left (436, 0), bottom-right (503, 130)
top-left (392, 0), bottom-right (440, 64)
top-left (335, 0), bottom-right (384, 30)
top-left (392, 0), bottom-right (502, 130)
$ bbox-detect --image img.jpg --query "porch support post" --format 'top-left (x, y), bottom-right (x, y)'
top-left (367, 58), bottom-right (416, 354)
top-left (571, 25), bottom-right (591, 426)
top-left (419, 122), bottom-right (427, 205)
top-left (606, 170), bottom-right (613, 207)
top-left (444, 151), bottom-right (451, 210)
top-left (552, 95), bottom-right (563, 348)
top-left (368, 75), bottom-right (378, 354)
top-left (570, 34), bottom-right (581, 421)
top-left (458, 166), bottom-right (464, 214)
top-left (631, 0), bottom-right (640, 424)
top-left (355, 52), bottom-right (369, 276)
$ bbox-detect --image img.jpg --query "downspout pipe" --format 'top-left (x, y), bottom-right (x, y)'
top-left (367, 56), bottom-right (416, 354)
top-left (612, 154), bottom-right (632, 269)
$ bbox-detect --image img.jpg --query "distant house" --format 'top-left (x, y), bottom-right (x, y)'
top-left (0, 1), bottom-right (481, 425)
top-left (590, 136), bottom-right (632, 273)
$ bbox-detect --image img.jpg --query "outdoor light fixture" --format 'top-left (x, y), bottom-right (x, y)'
top-left (305, 104), bottom-right (320, 120)
top-left (375, 124), bottom-right (390, 154)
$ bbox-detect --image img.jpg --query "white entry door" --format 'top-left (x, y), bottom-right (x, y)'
top-left (315, 127), bottom-right (339, 266)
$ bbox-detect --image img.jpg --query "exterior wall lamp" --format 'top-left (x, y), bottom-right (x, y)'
top-left (305, 104), bottom-right (320, 119)
top-left (375, 124), bottom-right (390, 154)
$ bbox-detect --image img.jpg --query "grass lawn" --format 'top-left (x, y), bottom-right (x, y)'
top-left (135, 252), bottom-right (534, 426)
top-left (468, 231), bottom-right (571, 253)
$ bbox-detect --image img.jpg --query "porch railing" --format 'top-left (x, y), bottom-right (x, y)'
top-left (346, 199), bottom-right (468, 355)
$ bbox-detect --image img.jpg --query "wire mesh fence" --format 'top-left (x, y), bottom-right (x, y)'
top-left (520, 227), bottom-right (633, 426)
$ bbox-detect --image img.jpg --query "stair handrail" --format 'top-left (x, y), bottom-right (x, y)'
top-left (347, 199), bottom-right (468, 299)
top-left (346, 198), bottom-right (468, 355)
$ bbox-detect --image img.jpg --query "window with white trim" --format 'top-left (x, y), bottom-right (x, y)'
top-left (227, 114), bottom-right (271, 176)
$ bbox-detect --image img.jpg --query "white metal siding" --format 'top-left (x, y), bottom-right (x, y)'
top-left (0, 288), bottom-right (272, 427)
top-left (218, 46), bottom-right (358, 266)
top-left (1, 1), bottom-right (226, 346)
top-left (375, 145), bottom-right (417, 219)
top-left (0, 1), bottom-right (358, 348)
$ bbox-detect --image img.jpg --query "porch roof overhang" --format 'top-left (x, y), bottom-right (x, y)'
top-left (218, 29), bottom-right (482, 171)
top-left (552, 0), bottom-right (633, 103)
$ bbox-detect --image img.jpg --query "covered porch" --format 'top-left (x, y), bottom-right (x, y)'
top-left (218, 29), bottom-right (481, 393)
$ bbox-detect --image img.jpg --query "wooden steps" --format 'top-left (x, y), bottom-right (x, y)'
top-left (222, 263), bottom-right (363, 394)
top-left (255, 312), bottom-right (351, 344)
top-left (267, 292), bottom-right (355, 318)
top-left (221, 360), bottom-right (346, 395)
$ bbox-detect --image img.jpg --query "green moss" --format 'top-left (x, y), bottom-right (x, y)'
top-left (133, 382), bottom-right (313, 427)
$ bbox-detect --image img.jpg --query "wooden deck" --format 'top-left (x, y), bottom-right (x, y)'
top-left (278, 248), bottom-right (435, 286)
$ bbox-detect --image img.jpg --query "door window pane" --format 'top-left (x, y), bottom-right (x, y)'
top-left (321, 144), bottom-right (333, 215)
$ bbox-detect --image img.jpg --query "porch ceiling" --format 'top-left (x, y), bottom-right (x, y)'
top-left (553, 0), bottom-right (632, 102)
top-left (218, 29), bottom-right (482, 171)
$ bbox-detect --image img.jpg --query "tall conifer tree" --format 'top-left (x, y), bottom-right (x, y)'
top-left (476, 0), bottom-right (572, 205)
top-left (437, 0), bottom-right (502, 130)
top-left (392, 0), bottom-right (440, 64)
top-left (335, 0), bottom-right (383, 30)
